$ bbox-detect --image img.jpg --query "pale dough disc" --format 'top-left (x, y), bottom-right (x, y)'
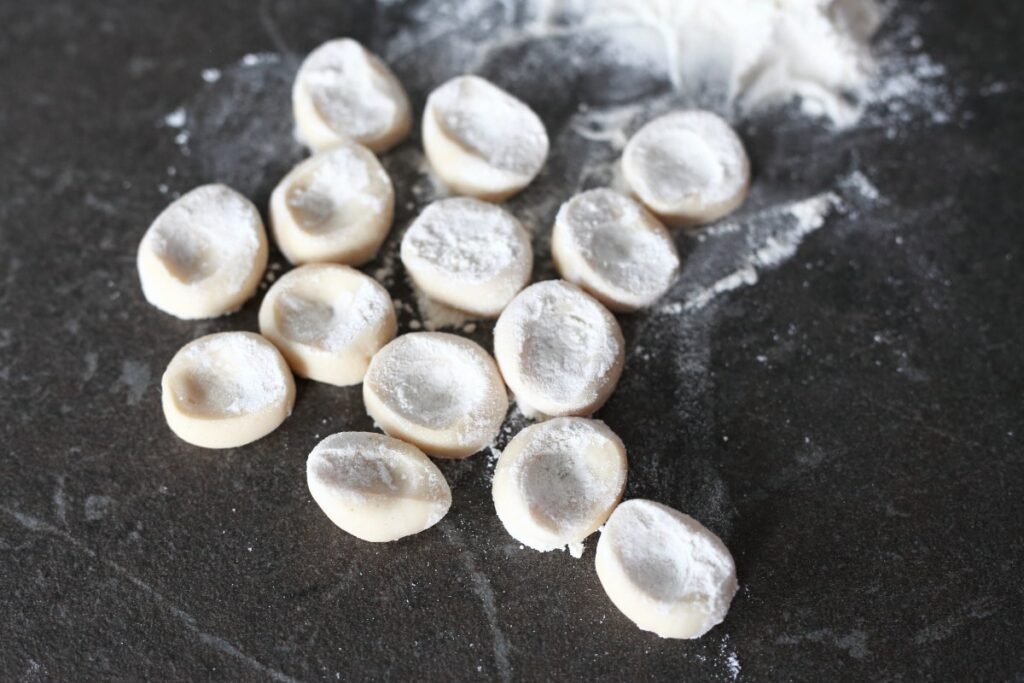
top-left (595, 499), bottom-right (738, 639)
top-left (306, 432), bottom-right (452, 542)
top-left (270, 142), bottom-right (395, 266)
top-left (622, 110), bottom-right (750, 227)
top-left (422, 75), bottom-right (549, 201)
top-left (493, 280), bottom-right (624, 418)
top-left (292, 38), bottom-right (412, 154)
top-left (363, 332), bottom-right (508, 459)
top-left (137, 184), bottom-right (268, 319)
top-left (400, 197), bottom-right (533, 318)
top-left (258, 264), bottom-right (396, 386)
top-left (552, 188), bottom-right (680, 312)
top-left (492, 417), bottom-right (627, 555)
top-left (161, 332), bottom-right (295, 449)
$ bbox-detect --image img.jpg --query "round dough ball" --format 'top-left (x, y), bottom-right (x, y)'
top-left (306, 432), bottom-right (451, 542)
top-left (363, 332), bottom-right (508, 459)
top-left (492, 418), bottom-right (627, 555)
top-left (258, 264), bottom-right (396, 386)
top-left (595, 499), bottom-right (738, 639)
top-left (400, 197), bottom-right (532, 318)
top-left (292, 38), bottom-right (411, 154)
top-left (493, 280), bottom-right (624, 418)
top-left (422, 75), bottom-right (549, 201)
top-left (161, 332), bottom-right (295, 449)
top-left (270, 142), bottom-right (395, 266)
top-left (137, 184), bottom-right (268, 319)
top-left (552, 188), bottom-right (680, 312)
top-left (622, 110), bottom-right (750, 227)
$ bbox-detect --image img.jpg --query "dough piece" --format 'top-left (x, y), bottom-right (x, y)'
top-left (492, 418), bottom-right (627, 556)
top-left (137, 184), bottom-right (268, 319)
top-left (258, 264), bottom-right (396, 386)
top-left (270, 142), bottom-right (395, 266)
top-left (161, 332), bottom-right (295, 449)
top-left (293, 38), bottom-right (411, 154)
top-left (363, 332), bottom-right (508, 458)
top-left (422, 75), bottom-right (549, 201)
top-left (306, 432), bottom-right (451, 542)
top-left (596, 499), bottom-right (738, 639)
top-left (622, 110), bottom-right (750, 227)
top-left (552, 189), bottom-right (680, 312)
top-left (400, 198), bottom-right (533, 318)
top-left (493, 280), bottom-right (624, 418)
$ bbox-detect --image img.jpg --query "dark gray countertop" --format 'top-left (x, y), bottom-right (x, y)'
top-left (1, 1), bottom-right (1022, 680)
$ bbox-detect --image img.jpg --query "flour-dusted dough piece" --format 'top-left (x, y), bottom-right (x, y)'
top-left (306, 432), bottom-right (451, 542)
top-left (422, 75), bottom-right (549, 201)
top-left (137, 184), bottom-right (268, 319)
top-left (258, 264), bottom-right (396, 386)
top-left (401, 197), bottom-right (533, 318)
top-left (494, 280), bottom-right (624, 418)
top-left (596, 499), bottom-right (738, 639)
top-left (293, 38), bottom-right (411, 154)
top-left (492, 418), bottom-right (627, 556)
top-left (622, 110), bottom-right (750, 227)
top-left (363, 332), bottom-right (508, 459)
top-left (270, 142), bottom-right (395, 266)
top-left (552, 189), bottom-right (680, 312)
top-left (161, 332), bottom-right (295, 449)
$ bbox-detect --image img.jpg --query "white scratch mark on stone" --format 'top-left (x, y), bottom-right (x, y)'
top-left (0, 506), bottom-right (299, 683)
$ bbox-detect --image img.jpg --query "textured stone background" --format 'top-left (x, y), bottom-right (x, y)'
top-left (1, 1), bottom-right (1021, 680)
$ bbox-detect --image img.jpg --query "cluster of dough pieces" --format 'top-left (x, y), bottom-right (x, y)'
top-left (138, 39), bottom-right (751, 640)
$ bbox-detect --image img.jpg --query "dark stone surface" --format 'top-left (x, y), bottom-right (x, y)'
top-left (1, 1), bottom-right (1022, 681)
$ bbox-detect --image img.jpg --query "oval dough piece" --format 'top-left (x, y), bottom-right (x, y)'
top-left (363, 332), bottom-right (508, 459)
top-left (622, 110), bottom-right (750, 227)
top-left (596, 499), bottom-right (738, 639)
top-left (552, 189), bottom-right (680, 312)
top-left (422, 75), bottom-right (549, 201)
top-left (493, 280), bottom-right (624, 418)
top-left (293, 38), bottom-right (411, 154)
top-left (306, 432), bottom-right (451, 542)
top-left (270, 142), bottom-right (395, 266)
top-left (137, 184), bottom-right (268, 319)
top-left (161, 332), bottom-right (295, 449)
top-left (400, 197), bottom-right (533, 318)
top-left (258, 264), bottom-right (396, 386)
top-left (492, 418), bottom-right (627, 556)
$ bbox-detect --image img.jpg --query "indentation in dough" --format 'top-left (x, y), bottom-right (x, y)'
top-left (285, 145), bottom-right (380, 234)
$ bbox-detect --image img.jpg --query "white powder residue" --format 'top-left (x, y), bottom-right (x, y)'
top-left (605, 500), bottom-right (737, 634)
top-left (370, 333), bottom-right (494, 434)
top-left (299, 39), bottom-right (400, 139)
top-left (661, 190), bottom-right (840, 313)
top-left (278, 279), bottom-right (389, 352)
top-left (241, 52), bottom-right (281, 67)
top-left (411, 284), bottom-right (473, 331)
top-left (287, 145), bottom-right (382, 230)
top-left (163, 107), bottom-right (186, 128)
top-left (181, 334), bottom-right (288, 415)
top-left (429, 75), bottom-right (549, 175)
top-left (403, 198), bottom-right (529, 283)
top-left (148, 185), bottom-right (261, 290)
top-left (201, 68), bottom-right (222, 83)
top-left (534, 0), bottom-right (882, 127)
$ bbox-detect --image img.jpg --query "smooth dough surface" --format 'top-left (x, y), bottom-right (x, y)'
top-left (258, 264), bottom-right (396, 386)
top-left (401, 197), bottom-right (532, 318)
top-left (596, 499), bottom-right (738, 639)
top-left (622, 110), bottom-right (750, 227)
top-left (270, 142), bottom-right (395, 266)
top-left (492, 418), bottom-right (627, 555)
top-left (161, 332), bottom-right (295, 449)
top-left (363, 332), bottom-right (508, 458)
top-left (293, 38), bottom-right (411, 153)
top-left (422, 75), bottom-right (549, 201)
top-left (552, 188), bottom-right (680, 312)
top-left (493, 280), bottom-right (624, 418)
top-left (137, 184), bottom-right (268, 319)
top-left (306, 432), bottom-right (451, 542)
